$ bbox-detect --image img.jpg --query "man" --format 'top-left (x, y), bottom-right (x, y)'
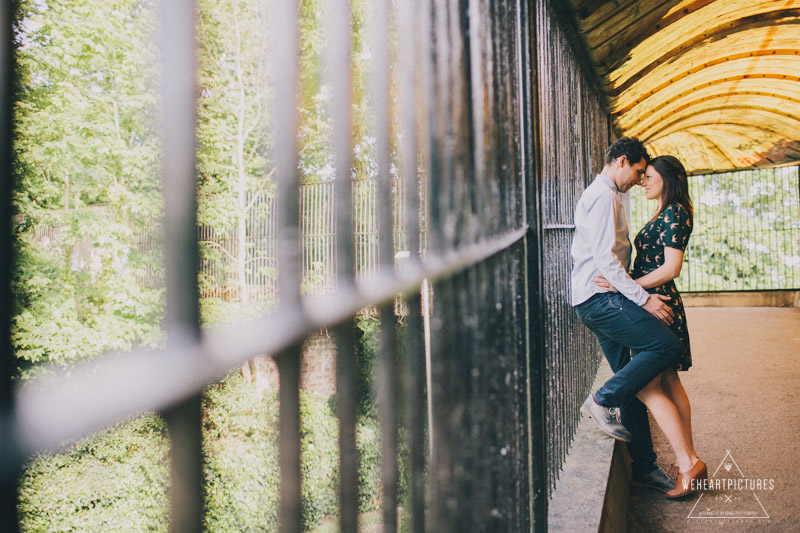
top-left (571, 137), bottom-right (681, 492)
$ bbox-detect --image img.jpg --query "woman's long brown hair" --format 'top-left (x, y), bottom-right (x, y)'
top-left (650, 155), bottom-right (693, 223)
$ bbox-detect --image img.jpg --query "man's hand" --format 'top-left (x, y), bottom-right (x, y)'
top-left (593, 275), bottom-right (617, 292)
top-left (642, 294), bottom-right (674, 325)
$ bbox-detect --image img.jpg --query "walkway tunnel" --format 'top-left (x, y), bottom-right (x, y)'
top-left (0, 1), bottom-right (798, 532)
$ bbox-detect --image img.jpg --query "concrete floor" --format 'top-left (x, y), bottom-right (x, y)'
top-left (627, 307), bottom-right (800, 532)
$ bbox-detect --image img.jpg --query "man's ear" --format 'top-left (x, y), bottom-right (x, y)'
top-left (617, 155), bottom-right (628, 168)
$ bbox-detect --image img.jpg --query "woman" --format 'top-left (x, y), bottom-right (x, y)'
top-left (595, 154), bottom-right (703, 498)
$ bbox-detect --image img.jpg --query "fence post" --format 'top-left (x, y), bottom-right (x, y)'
top-left (0, 0), bottom-right (19, 529)
top-left (158, 1), bottom-right (204, 531)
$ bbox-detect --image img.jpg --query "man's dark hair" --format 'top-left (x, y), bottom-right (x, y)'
top-left (604, 137), bottom-right (649, 166)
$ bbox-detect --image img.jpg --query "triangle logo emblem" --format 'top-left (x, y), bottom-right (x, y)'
top-left (687, 450), bottom-right (771, 520)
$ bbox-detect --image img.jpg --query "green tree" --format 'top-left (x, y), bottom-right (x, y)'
top-left (13, 0), bottom-right (164, 370)
top-left (629, 166), bottom-right (800, 291)
top-left (197, 0), bottom-right (274, 305)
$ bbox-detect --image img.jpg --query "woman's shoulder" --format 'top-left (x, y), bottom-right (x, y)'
top-left (661, 202), bottom-right (690, 221)
top-left (661, 202), bottom-right (693, 239)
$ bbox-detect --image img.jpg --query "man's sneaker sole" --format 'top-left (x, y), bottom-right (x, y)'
top-left (580, 403), bottom-right (633, 442)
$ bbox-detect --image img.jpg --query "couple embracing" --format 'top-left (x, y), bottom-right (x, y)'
top-left (571, 137), bottom-right (703, 499)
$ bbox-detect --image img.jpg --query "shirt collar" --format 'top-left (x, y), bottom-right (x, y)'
top-left (596, 173), bottom-right (618, 193)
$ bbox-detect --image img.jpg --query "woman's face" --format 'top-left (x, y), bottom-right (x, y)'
top-left (644, 165), bottom-right (664, 202)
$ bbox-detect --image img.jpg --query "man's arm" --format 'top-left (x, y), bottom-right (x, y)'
top-left (586, 193), bottom-right (674, 324)
top-left (586, 192), bottom-right (649, 304)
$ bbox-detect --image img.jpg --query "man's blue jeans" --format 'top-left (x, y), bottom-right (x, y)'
top-left (575, 291), bottom-right (682, 475)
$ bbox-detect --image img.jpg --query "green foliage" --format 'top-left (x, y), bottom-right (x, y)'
top-left (202, 374), bottom-right (281, 532)
top-left (629, 166), bottom-right (800, 291)
top-left (297, 0), bottom-right (332, 184)
top-left (203, 373), bottom-right (387, 531)
top-left (14, 0), bottom-right (161, 217)
top-left (355, 415), bottom-right (383, 514)
top-left (12, 0), bottom-right (165, 372)
top-left (299, 389), bottom-right (340, 528)
top-left (353, 310), bottom-right (410, 420)
top-left (196, 0), bottom-right (273, 216)
top-left (18, 374), bottom-right (390, 532)
top-left (195, 0), bottom-right (276, 304)
top-left (352, 311), bottom-right (413, 515)
top-left (18, 414), bottom-right (169, 533)
top-left (199, 296), bottom-right (276, 328)
top-left (355, 310), bottom-right (380, 419)
top-left (13, 0), bottom-right (408, 529)
top-left (12, 214), bottom-right (164, 373)
top-left (296, 0), bottom-right (375, 185)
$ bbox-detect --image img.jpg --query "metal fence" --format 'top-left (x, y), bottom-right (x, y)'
top-left (629, 164), bottom-right (800, 292)
top-left (0, 1), bottom-right (615, 532)
top-left (534, 0), bottom-right (606, 495)
top-left (22, 178), bottom-right (406, 301)
top-left (199, 176), bottom-right (415, 299)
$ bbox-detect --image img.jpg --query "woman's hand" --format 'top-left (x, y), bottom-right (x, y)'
top-left (593, 275), bottom-right (617, 292)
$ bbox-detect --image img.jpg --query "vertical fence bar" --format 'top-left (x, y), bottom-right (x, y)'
top-left (777, 169), bottom-right (784, 285)
top-left (468, 0), bottom-right (486, 243)
top-left (300, 184), bottom-right (309, 293)
top-left (789, 167), bottom-right (799, 286)
top-left (737, 171), bottom-right (745, 288)
top-left (481, 2), bottom-right (498, 524)
top-left (0, 0), bottom-right (18, 529)
top-left (631, 166), bottom-right (800, 293)
top-left (471, 3), bottom-right (489, 523)
top-left (788, 167), bottom-right (794, 286)
top-left (158, 1), bottom-right (203, 531)
top-left (427, 0), bottom-right (456, 528)
top-left (726, 171), bottom-right (737, 289)
top-left (271, 0), bottom-right (303, 530)
top-left (368, 0), bottom-right (399, 530)
top-left (326, 0), bottom-right (359, 529)
top-left (448, 0), bottom-right (471, 250)
top-left (396, 0), bottom-right (427, 528)
top-left (519, 0), bottom-right (547, 526)
top-left (707, 173), bottom-right (715, 290)
top-left (534, 0), bottom-right (604, 501)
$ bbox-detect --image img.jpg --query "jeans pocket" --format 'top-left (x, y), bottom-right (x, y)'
top-left (578, 293), bottom-right (620, 325)
top-left (605, 292), bottom-right (624, 310)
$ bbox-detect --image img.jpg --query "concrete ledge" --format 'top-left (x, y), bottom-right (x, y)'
top-left (683, 290), bottom-right (799, 308)
top-left (547, 360), bottom-right (631, 533)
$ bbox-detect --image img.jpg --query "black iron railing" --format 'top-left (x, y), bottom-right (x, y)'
top-left (534, 0), bottom-right (606, 495)
top-left (0, 0), bottom-right (617, 531)
top-left (630, 165), bottom-right (800, 292)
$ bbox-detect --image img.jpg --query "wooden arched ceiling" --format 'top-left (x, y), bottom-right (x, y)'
top-left (562, 0), bottom-right (800, 174)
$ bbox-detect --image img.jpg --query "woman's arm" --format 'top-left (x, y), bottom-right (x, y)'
top-left (631, 247), bottom-right (684, 289)
top-left (593, 247), bottom-right (684, 291)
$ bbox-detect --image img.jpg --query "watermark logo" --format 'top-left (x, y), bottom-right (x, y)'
top-left (687, 450), bottom-right (773, 520)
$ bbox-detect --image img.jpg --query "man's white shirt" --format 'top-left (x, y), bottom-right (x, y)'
top-left (570, 174), bottom-right (649, 307)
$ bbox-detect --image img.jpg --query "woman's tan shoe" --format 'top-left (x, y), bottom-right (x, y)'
top-left (666, 459), bottom-right (707, 499)
top-left (667, 463), bottom-right (678, 480)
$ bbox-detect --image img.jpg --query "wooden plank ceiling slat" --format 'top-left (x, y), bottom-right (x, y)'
top-left (563, 0), bottom-right (800, 174)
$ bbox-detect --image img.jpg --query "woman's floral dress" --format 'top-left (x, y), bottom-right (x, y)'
top-left (631, 202), bottom-right (693, 371)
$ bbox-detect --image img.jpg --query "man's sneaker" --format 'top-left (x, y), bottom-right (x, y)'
top-left (632, 464), bottom-right (675, 493)
top-left (581, 394), bottom-right (633, 442)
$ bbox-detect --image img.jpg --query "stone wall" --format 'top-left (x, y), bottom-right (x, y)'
top-left (299, 331), bottom-right (337, 397)
top-left (244, 330), bottom-right (337, 397)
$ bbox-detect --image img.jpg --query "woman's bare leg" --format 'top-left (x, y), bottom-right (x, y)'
top-left (661, 369), bottom-right (696, 458)
top-left (637, 374), bottom-right (698, 473)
